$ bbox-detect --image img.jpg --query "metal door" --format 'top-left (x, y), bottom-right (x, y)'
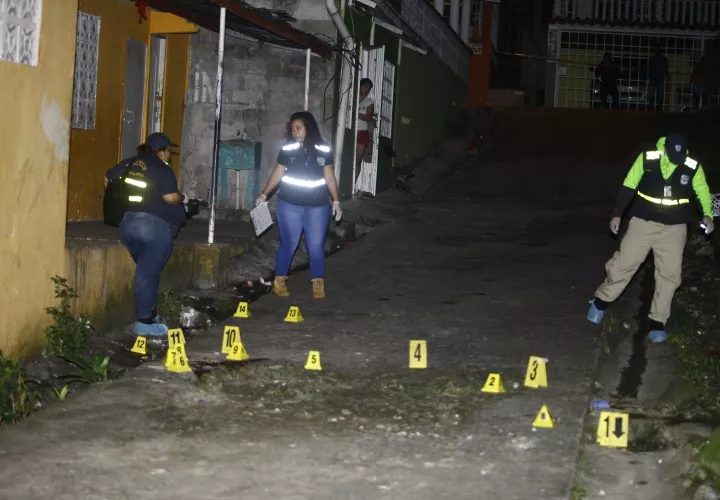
top-left (355, 46), bottom-right (385, 196)
top-left (146, 36), bottom-right (166, 135)
top-left (121, 38), bottom-right (148, 160)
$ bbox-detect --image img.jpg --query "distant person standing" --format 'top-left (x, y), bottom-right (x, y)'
top-left (595, 53), bottom-right (621, 109)
top-left (648, 44), bottom-right (668, 111)
top-left (691, 54), bottom-right (710, 109)
top-left (355, 78), bottom-right (375, 172)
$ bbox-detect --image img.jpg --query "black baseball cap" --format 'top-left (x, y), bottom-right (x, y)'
top-left (665, 133), bottom-right (687, 165)
top-left (145, 132), bottom-right (178, 151)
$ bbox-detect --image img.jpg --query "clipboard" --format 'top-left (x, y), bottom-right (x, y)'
top-left (250, 202), bottom-right (273, 236)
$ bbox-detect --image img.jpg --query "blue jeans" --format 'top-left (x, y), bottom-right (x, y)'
top-left (275, 200), bottom-right (330, 279)
top-left (120, 212), bottom-right (178, 320)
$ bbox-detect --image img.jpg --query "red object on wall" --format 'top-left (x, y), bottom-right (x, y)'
top-left (135, 0), bottom-right (149, 21)
top-left (467, 1), bottom-right (494, 108)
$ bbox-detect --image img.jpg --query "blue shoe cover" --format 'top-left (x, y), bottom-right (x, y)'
top-left (648, 330), bottom-right (667, 343)
top-left (135, 321), bottom-right (169, 336)
top-left (587, 300), bottom-right (605, 324)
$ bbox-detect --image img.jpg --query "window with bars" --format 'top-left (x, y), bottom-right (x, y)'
top-left (554, 29), bottom-right (711, 112)
top-left (71, 11), bottom-right (100, 130)
top-left (0, 0), bottom-right (42, 66)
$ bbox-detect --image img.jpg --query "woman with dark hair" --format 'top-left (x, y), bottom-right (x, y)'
top-left (255, 111), bottom-right (342, 299)
top-left (104, 132), bottom-right (187, 337)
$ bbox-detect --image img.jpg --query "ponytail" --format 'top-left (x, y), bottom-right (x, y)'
top-left (136, 144), bottom-right (153, 157)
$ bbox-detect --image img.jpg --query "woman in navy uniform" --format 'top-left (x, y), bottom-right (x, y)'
top-left (256, 111), bottom-right (342, 299)
top-left (105, 132), bottom-right (187, 337)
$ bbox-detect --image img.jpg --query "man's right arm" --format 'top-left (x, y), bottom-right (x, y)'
top-left (611, 153), bottom-right (645, 217)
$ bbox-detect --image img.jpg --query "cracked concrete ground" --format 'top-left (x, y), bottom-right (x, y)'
top-left (0, 158), bottom-right (624, 500)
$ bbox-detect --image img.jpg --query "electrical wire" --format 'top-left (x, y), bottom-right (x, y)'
top-left (310, 31), bottom-right (360, 122)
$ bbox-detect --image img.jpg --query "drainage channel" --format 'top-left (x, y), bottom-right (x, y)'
top-left (616, 262), bottom-right (653, 399)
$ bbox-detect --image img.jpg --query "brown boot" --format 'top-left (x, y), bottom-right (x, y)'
top-left (272, 276), bottom-right (289, 297)
top-left (311, 278), bottom-right (325, 299)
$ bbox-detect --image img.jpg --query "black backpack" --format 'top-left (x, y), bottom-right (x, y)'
top-left (102, 160), bottom-right (134, 227)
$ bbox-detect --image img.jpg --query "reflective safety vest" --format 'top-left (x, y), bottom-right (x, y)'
top-left (632, 149), bottom-right (698, 224)
top-left (102, 159), bottom-right (153, 227)
top-left (278, 142), bottom-right (331, 206)
top-left (124, 175), bottom-right (150, 204)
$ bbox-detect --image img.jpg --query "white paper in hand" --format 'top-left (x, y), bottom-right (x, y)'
top-left (250, 202), bottom-right (273, 236)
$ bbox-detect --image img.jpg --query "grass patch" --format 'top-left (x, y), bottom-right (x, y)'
top-left (197, 363), bottom-right (491, 432)
top-left (628, 420), bottom-right (672, 452)
top-left (158, 289), bottom-right (184, 328)
top-left (569, 483), bottom-right (586, 500)
top-left (666, 308), bottom-right (720, 409)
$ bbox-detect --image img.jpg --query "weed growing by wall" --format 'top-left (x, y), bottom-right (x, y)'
top-left (0, 352), bottom-right (36, 424)
top-left (44, 276), bottom-right (90, 358)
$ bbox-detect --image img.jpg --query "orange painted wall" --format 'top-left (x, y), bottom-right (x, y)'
top-left (66, 3), bottom-right (194, 220)
top-left (467, 1), bottom-right (494, 108)
top-left (67, 0), bottom-right (151, 221)
top-left (0, 0), bottom-right (78, 355)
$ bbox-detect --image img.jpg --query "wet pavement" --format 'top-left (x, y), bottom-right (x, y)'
top-left (0, 158), bottom-right (625, 499)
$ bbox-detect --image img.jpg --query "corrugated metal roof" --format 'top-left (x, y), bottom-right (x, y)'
top-left (145, 0), bottom-right (333, 57)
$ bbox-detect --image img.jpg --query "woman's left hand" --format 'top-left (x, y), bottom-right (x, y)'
top-left (332, 201), bottom-right (342, 222)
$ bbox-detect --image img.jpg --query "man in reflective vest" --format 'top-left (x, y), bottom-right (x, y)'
top-left (587, 134), bottom-right (714, 343)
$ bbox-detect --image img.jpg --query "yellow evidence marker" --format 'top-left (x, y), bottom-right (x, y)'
top-left (524, 356), bottom-right (548, 388)
top-left (226, 341), bottom-right (250, 361)
top-left (164, 343), bottom-right (192, 373)
top-left (304, 351), bottom-right (322, 371)
top-left (481, 373), bottom-right (506, 393)
top-left (131, 336), bottom-right (147, 355)
top-left (285, 306), bottom-right (304, 323)
top-left (234, 301), bottom-right (251, 318)
top-left (167, 328), bottom-right (186, 349)
top-left (532, 405), bottom-right (555, 428)
top-left (596, 411), bottom-right (629, 448)
top-left (409, 340), bottom-right (427, 369)
top-left (222, 326), bottom-right (241, 354)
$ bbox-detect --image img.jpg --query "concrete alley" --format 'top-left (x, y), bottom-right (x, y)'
top-left (0, 155), bottom-right (623, 500)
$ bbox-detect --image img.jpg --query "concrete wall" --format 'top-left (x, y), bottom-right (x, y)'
top-left (180, 1), bottom-right (336, 206)
top-left (392, 47), bottom-right (467, 167)
top-left (67, 2), bottom-right (193, 221)
top-left (0, 0), bottom-right (78, 356)
top-left (162, 33), bottom-right (192, 178)
top-left (64, 239), bottom-right (249, 331)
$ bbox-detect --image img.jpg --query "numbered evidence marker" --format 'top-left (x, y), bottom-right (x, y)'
top-left (304, 350), bottom-right (322, 371)
top-left (222, 326), bottom-right (241, 354)
top-left (481, 373), bottom-right (506, 393)
top-left (167, 328), bottom-right (186, 349)
top-left (532, 404), bottom-right (555, 428)
top-left (284, 306), bottom-right (304, 323)
top-left (234, 301), bottom-right (251, 319)
top-left (408, 340), bottom-right (427, 369)
top-left (131, 336), bottom-right (147, 355)
top-left (164, 343), bottom-right (192, 373)
top-left (226, 341), bottom-right (250, 361)
top-left (524, 356), bottom-right (548, 389)
top-left (596, 411), bottom-right (629, 448)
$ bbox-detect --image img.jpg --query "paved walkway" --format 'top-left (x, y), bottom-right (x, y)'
top-left (0, 159), bottom-right (621, 500)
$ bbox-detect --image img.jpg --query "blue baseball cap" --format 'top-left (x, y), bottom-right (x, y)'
top-left (664, 133), bottom-right (687, 165)
top-left (145, 132), bottom-right (178, 151)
